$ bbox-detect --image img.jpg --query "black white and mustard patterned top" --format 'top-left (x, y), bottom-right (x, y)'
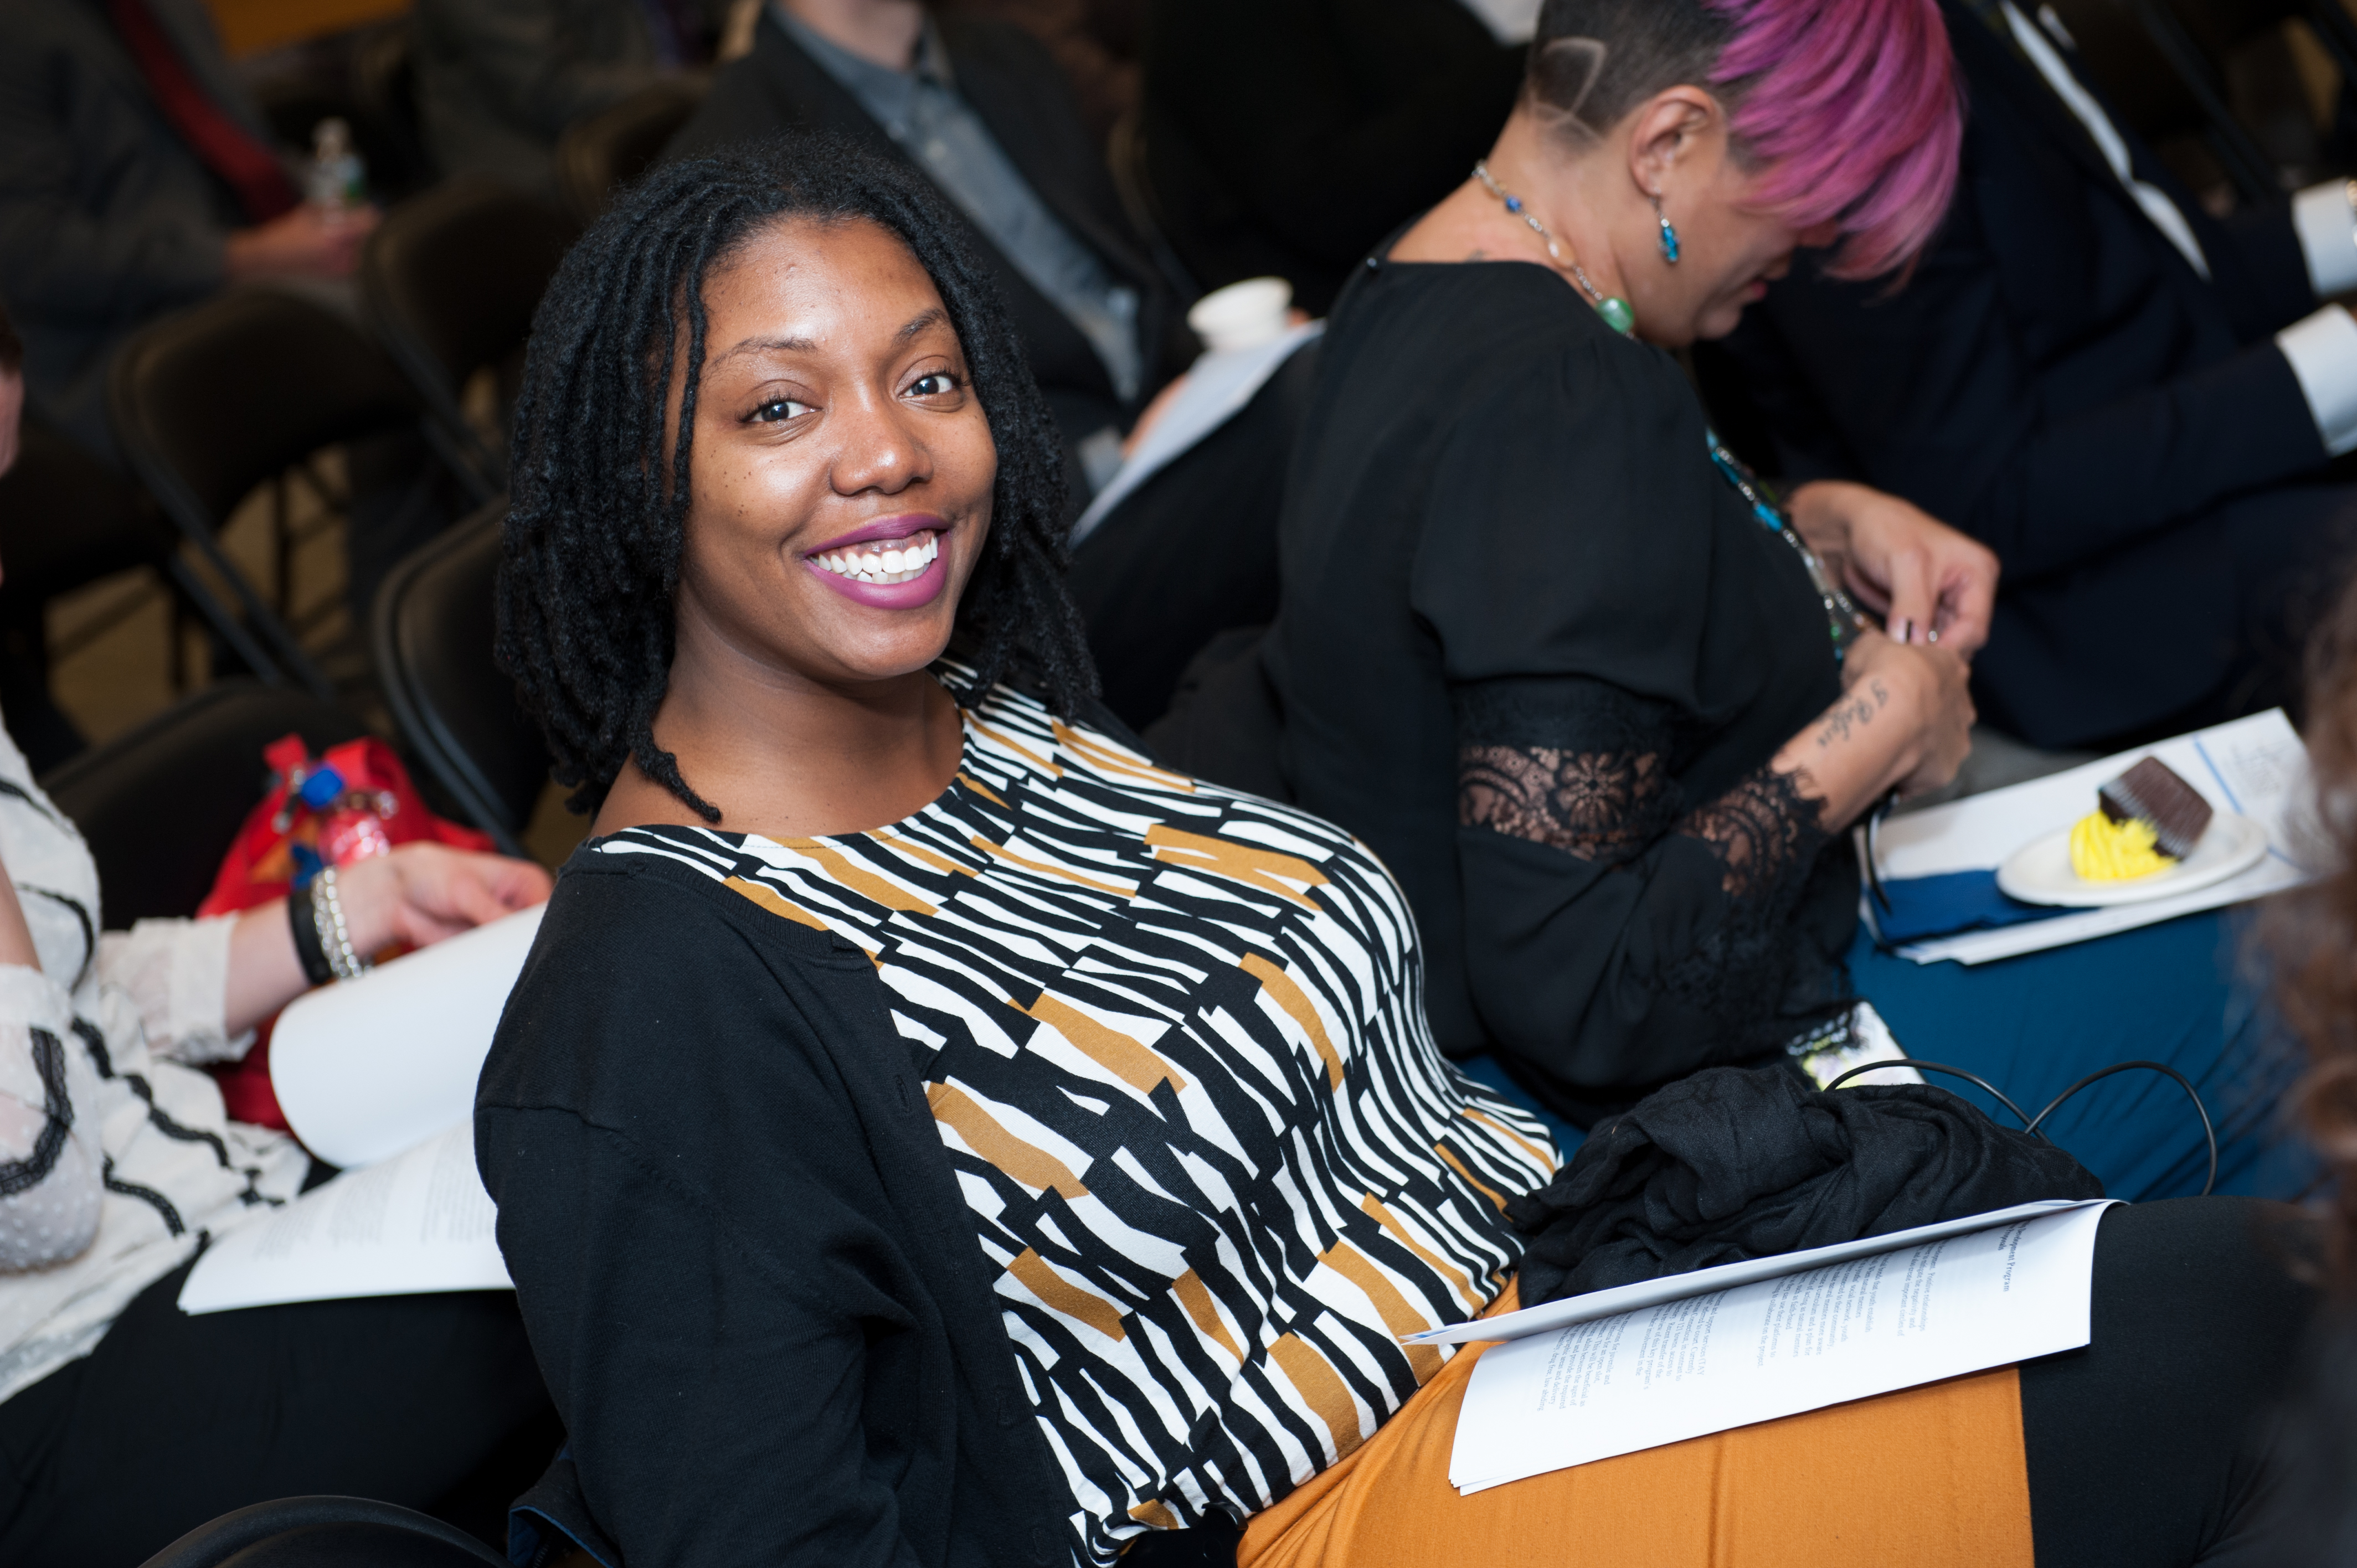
top-left (591, 672), bottom-right (1558, 1563)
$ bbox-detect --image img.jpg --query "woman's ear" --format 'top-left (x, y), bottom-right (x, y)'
top-left (1625, 85), bottom-right (1722, 197)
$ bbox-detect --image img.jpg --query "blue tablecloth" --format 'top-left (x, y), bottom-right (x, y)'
top-left (1851, 909), bottom-right (2315, 1201)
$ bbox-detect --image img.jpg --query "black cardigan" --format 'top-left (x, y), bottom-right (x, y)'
top-left (480, 848), bottom-right (1080, 1567)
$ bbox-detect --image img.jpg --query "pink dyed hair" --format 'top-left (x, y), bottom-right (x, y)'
top-left (1710, 0), bottom-right (1963, 278)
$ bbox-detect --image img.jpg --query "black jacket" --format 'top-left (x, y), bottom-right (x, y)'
top-left (1712, 0), bottom-right (2331, 746)
top-left (1140, 0), bottom-right (1522, 313)
top-left (663, 11), bottom-right (1186, 458)
top-left (480, 845), bottom-right (1079, 1568)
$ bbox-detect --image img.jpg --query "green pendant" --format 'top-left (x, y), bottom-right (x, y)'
top-left (1596, 296), bottom-right (1636, 336)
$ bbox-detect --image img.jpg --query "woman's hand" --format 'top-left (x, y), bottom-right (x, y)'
top-left (224, 844), bottom-right (554, 1036)
top-left (1772, 630), bottom-right (1976, 829)
top-left (332, 843), bottom-right (554, 957)
top-left (1785, 480), bottom-right (1999, 656)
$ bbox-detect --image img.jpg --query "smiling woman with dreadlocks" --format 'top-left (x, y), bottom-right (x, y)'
top-left (481, 135), bottom-right (2319, 1568)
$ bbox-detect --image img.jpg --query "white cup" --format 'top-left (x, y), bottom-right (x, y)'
top-left (1187, 276), bottom-right (1294, 355)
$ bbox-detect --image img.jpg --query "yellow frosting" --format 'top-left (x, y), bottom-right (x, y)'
top-left (2069, 812), bottom-right (2177, 882)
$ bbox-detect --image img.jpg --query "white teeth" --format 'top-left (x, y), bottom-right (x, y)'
top-left (815, 530), bottom-right (940, 585)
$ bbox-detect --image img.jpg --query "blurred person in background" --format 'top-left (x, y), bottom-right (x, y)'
top-left (1712, 0), bottom-right (2357, 752)
top-left (0, 0), bottom-right (379, 467)
top-left (0, 301), bottom-right (554, 1566)
top-left (1140, 0), bottom-right (1529, 313)
top-left (664, 0), bottom-right (1187, 498)
top-left (413, 0), bottom-right (719, 205)
top-left (936, 0), bottom-right (1140, 145)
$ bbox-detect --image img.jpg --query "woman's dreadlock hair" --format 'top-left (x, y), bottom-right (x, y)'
top-left (497, 133), bottom-right (1097, 821)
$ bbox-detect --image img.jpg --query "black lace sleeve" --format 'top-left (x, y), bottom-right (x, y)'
top-left (1449, 675), bottom-right (1852, 1098)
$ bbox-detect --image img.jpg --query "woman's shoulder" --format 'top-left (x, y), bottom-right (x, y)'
top-left (482, 831), bottom-right (869, 1114)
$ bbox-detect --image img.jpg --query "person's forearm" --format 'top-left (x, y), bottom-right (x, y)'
top-left (1769, 678), bottom-right (1915, 831)
top-left (224, 899), bottom-right (308, 1037)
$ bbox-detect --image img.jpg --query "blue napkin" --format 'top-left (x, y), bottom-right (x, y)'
top-left (1865, 868), bottom-right (2071, 945)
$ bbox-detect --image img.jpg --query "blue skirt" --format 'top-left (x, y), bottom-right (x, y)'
top-left (1850, 911), bottom-right (2317, 1201)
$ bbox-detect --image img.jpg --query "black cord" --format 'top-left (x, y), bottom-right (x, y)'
top-left (2025, 1060), bottom-right (2218, 1198)
top-left (1820, 1057), bottom-right (2040, 1132)
top-left (1821, 1056), bottom-right (2221, 1198)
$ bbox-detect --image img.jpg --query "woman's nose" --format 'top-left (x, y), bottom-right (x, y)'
top-left (830, 394), bottom-right (929, 495)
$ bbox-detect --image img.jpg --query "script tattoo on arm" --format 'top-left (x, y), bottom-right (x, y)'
top-left (1815, 679), bottom-right (1891, 749)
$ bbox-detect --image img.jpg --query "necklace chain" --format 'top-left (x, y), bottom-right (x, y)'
top-left (1470, 162), bottom-right (1633, 335)
top-left (1706, 432), bottom-right (1870, 659)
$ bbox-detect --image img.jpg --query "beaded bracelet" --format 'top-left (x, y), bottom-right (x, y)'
top-left (286, 886), bottom-right (335, 987)
top-left (310, 865), bottom-right (372, 982)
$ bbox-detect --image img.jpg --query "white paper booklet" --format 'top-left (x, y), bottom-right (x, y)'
top-left (1865, 710), bottom-right (2314, 964)
top-left (179, 1123), bottom-right (511, 1313)
top-left (173, 902), bottom-right (546, 1314)
top-left (269, 902), bottom-right (545, 1167)
top-left (1438, 1200), bottom-right (2115, 1493)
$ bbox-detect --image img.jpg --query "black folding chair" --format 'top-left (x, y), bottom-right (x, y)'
top-left (362, 176), bottom-right (573, 499)
top-left (372, 503), bottom-right (550, 859)
top-left (553, 76), bottom-right (709, 227)
top-left (39, 679), bottom-right (367, 924)
top-left (138, 1496), bottom-right (506, 1568)
top-left (108, 289), bottom-right (436, 698)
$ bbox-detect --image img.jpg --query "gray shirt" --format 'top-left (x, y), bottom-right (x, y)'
top-left (774, 6), bottom-right (1143, 405)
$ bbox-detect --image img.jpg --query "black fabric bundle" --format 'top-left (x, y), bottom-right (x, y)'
top-left (1506, 1065), bottom-right (2105, 1307)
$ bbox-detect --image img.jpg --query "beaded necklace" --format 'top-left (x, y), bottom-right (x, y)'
top-left (1707, 432), bottom-right (1871, 661)
top-left (1470, 162), bottom-right (1635, 336)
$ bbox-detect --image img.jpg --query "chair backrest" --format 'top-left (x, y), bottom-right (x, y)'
top-left (354, 19), bottom-right (436, 195)
top-left (554, 76), bottom-right (709, 226)
top-left (372, 503), bottom-right (549, 857)
top-left (110, 288), bottom-right (424, 534)
top-left (361, 176), bottom-right (572, 492)
top-left (40, 680), bottom-right (369, 925)
top-left (138, 1495), bottom-right (506, 1568)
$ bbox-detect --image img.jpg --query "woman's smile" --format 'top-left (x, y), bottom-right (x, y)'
top-left (802, 511), bottom-right (951, 607)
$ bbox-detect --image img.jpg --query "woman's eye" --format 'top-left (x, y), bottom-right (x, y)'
top-left (907, 372), bottom-right (961, 398)
top-left (752, 397), bottom-right (813, 424)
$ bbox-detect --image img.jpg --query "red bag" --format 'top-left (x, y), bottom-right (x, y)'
top-left (197, 733), bottom-right (493, 1129)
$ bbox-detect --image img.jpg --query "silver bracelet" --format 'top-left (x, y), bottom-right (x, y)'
top-left (309, 864), bottom-right (371, 982)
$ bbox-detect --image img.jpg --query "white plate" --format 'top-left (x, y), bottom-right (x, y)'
top-left (1995, 812), bottom-right (2270, 907)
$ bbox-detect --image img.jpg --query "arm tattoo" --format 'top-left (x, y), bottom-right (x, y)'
top-left (1814, 678), bottom-right (1890, 749)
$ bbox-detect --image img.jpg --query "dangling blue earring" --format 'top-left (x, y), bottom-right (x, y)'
top-left (1652, 193), bottom-right (1679, 264)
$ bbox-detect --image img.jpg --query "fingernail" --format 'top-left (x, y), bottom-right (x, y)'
top-left (1895, 618), bottom-right (1913, 644)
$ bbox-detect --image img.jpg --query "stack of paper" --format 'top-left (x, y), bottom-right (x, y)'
top-left (1866, 710), bottom-right (2314, 964)
top-left (1424, 1200), bottom-right (2116, 1493)
top-left (177, 904), bottom-right (544, 1314)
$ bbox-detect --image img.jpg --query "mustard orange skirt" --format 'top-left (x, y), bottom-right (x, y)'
top-left (1238, 1285), bottom-right (2032, 1568)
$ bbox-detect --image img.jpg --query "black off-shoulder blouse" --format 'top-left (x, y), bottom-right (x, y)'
top-left (1266, 254), bottom-right (1858, 1124)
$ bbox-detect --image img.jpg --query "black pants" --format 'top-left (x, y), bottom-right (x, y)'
top-left (0, 1258), bottom-right (552, 1568)
top-left (2021, 1198), bottom-right (2319, 1566)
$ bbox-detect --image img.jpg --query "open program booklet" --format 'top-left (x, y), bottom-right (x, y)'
top-left (177, 904), bottom-right (545, 1314)
top-left (1419, 1199), bottom-right (2117, 1493)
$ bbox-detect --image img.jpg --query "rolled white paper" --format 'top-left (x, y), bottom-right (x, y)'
top-left (269, 902), bottom-right (547, 1168)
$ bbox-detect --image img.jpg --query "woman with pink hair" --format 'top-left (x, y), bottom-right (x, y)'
top-left (1246, 0), bottom-right (2303, 1203)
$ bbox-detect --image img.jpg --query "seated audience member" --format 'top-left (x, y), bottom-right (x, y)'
top-left (0, 0), bottom-right (378, 465)
top-left (1710, 0), bottom-right (2357, 751)
top-left (0, 314), bottom-right (553, 1563)
top-left (1252, 0), bottom-right (2303, 1197)
top-left (413, 0), bottom-right (712, 205)
top-left (938, 0), bottom-right (1140, 143)
top-left (1140, 0), bottom-right (1527, 312)
top-left (482, 133), bottom-right (2321, 1568)
top-left (662, 0), bottom-right (1186, 492)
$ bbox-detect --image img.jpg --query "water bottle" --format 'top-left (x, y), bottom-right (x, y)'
top-left (307, 118), bottom-right (368, 218)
